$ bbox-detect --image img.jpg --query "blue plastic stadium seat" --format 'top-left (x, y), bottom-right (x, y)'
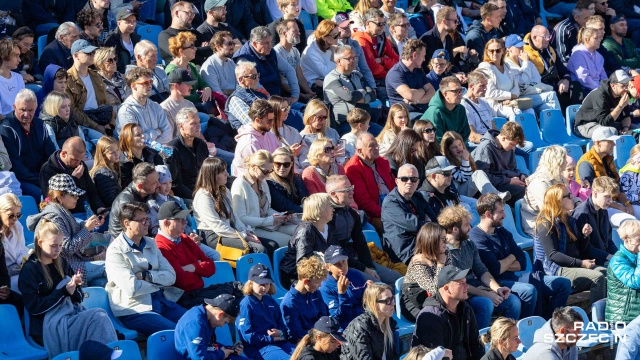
top-left (528, 148), bottom-right (545, 174)
top-left (396, 0), bottom-right (408, 9)
top-left (516, 155), bottom-right (529, 176)
top-left (513, 113), bottom-right (551, 149)
top-left (540, 110), bottom-right (590, 146)
top-left (362, 222), bottom-right (376, 232)
top-left (493, 117), bottom-right (508, 130)
top-left (136, 25), bottom-right (163, 60)
top-left (571, 306), bottom-right (614, 348)
top-left (37, 35), bottom-right (48, 60)
top-left (19, 195), bottom-right (38, 246)
top-left (538, 0), bottom-right (562, 27)
top-left (517, 316), bottom-right (546, 350)
top-left (23, 307), bottom-right (47, 351)
top-left (459, 195), bottom-right (479, 227)
top-left (147, 330), bottom-right (181, 360)
top-left (82, 287), bottom-right (138, 340)
top-left (564, 144), bottom-right (583, 160)
top-left (363, 230), bottom-right (382, 248)
top-left (272, 247), bottom-right (288, 291)
top-left (236, 253), bottom-right (286, 300)
top-left (203, 261), bottom-right (235, 287)
top-left (107, 340), bottom-right (143, 360)
top-left (52, 351), bottom-right (79, 360)
top-left (0, 305), bottom-right (49, 360)
top-left (565, 104), bottom-right (581, 137)
top-left (614, 135), bottom-right (635, 169)
top-left (514, 199), bottom-right (531, 239)
top-left (503, 204), bottom-right (533, 249)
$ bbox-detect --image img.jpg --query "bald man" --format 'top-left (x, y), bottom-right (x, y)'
top-left (40, 136), bottom-right (106, 215)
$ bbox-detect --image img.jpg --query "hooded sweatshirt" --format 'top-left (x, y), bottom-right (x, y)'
top-left (465, 20), bottom-right (499, 59)
top-left (231, 123), bottom-right (281, 176)
top-left (567, 44), bottom-right (607, 92)
top-left (521, 320), bottom-right (578, 360)
top-left (471, 129), bottom-right (523, 187)
top-left (422, 90), bottom-right (470, 144)
top-left (36, 64), bottom-right (63, 117)
top-left (116, 95), bottom-right (173, 145)
top-left (619, 164), bottom-right (640, 206)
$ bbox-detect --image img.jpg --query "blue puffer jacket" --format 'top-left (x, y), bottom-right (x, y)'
top-left (605, 245), bottom-right (640, 323)
top-left (233, 42), bottom-right (282, 97)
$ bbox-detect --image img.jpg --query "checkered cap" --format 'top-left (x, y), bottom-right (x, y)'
top-left (48, 174), bottom-right (86, 196)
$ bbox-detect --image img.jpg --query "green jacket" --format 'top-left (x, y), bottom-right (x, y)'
top-left (602, 36), bottom-right (640, 70)
top-left (316, 0), bottom-right (353, 22)
top-left (605, 245), bottom-right (640, 324)
top-left (421, 89), bottom-right (470, 144)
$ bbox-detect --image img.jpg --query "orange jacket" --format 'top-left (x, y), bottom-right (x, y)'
top-left (351, 30), bottom-right (399, 80)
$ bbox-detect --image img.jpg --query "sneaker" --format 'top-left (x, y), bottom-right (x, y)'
top-left (499, 191), bottom-right (511, 202)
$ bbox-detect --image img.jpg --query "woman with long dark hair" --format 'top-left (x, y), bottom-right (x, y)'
top-left (268, 147), bottom-right (309, 213)
top-left (384, 129), bottom-right (427, 186)
top-left (413, 119), bottom-right (441, 160)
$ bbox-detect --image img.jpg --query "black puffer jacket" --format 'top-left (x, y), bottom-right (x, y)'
top-left (329, 204), bottom-right (376, 272)
top-left (266, 175), bottom-right (309, 213)
top-left (419, 180), bottom-right (461, 218)
top-left (108, 183), bottom-right (150, 237)
top-left (279, 222), bottom-right (337, 280)
top-left (91, 167), bottom-right (122, 207)
top-left (120, 147), bottom-right (175, 188)
top-left (298, 345), bottom-right (340, 360)
top-left (168, 134), bottom-right (209, 200)
top-left (340, 311), bottom-right (399, 360)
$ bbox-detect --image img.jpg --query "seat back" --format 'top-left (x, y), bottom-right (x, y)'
top-left (565, 105), bottom-right (581, 136)
top-left (203, 261), bottom-right (235, 287)
top-left (52, 351), bottom-right (80, 360)
top-left (394, 277), bottom-right (404, 318)
top-left (540, 110), bottom-right (571, 145)
top-left (23, 306), bottom-right (47, 350)
top-left (503, 204), bottom-right (533, 249)
top-left (493, 117), bottom-right (508, 130)
top-left (0, 304), bottom-right (33, 348)
top-left (136, 25), bottom-right (163, 56)
top-left (564, 144), bottom-right (583, 159)
top-left (38, 35), bottom-right (48, 60)
top-left (147, 330), bottom-right (181, 360)
top-left (83, 287), bottom-right (138, 340)
top-left (215, 324), bottom-right (233, 346)
top-left (272, 247), bottom-right (288, 291)
top-left (614, 135), bottom-right (635, 169)
top-left (612, 228), bottom-right (623, 250)
top-left (108, 340), bottom-right (143, 360)
top-left (528, 148), bottom-right (545, 174)
top-left (514, 113), bottom-right (550, 149)
top-left (235, 253), bottom-right (273, 283)
top-left (571, 306), bottom-right (590, 325)
top-left (516, 155), bottom-right (529, 176)
top-left (479, 327), bottom-right (491, 352)
top-left (591, 299), bottom-right (606, 323)
top-left (19, 195), bottom-right (38, 245)
top-left (363, 230), bottom-right (382, 248)
top-left (517, 316), bottom-right (546, 350)
top-left (459, 195), bottom-right (479, 227)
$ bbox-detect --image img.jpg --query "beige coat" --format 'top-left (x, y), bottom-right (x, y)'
top-left (521, 170), bottom-right (565, 236)
top-left (66, 66), bottom-right (113, 130)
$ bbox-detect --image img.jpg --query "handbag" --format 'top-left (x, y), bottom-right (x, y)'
top-left (215, 230), bottom-right (251, 268)
top-left (511, 98), bottom-right (533, 110)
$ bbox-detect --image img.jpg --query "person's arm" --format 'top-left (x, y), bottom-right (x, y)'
top-left (0, 136), bottom-right (12, 171)
top-left (281, 301), bottom-right (307, 342)
top-left (19, 262), bottom-right (73, 316)
top-left (84, 169), bottom-right (105, 212)
top-left (193, 192), bottom-right (242, 238)
top-left (49, 214), bottom-right (93, 261)
top-left (294, 227), bottom-right (317, 262)
top-left (267, 181), bottom-right (302, 213)
top-left (577, 161), bottom-right (596, 187)
top-left (230, 181), bottom-right (274, 228)
top-left (156, 241), bottom-right (207, 290)
top-left (609, 254), bottom-right (640, 289)
top-left (179, 319), bottom-right (227, 360)
top-left (474, 240), bottom-right (516, 277)
top-left (155, 108), bottom-right (173, 145)
top-left (351, 211), bottom-right (376, 269)
top-left (380, 39), bottom-right (400, 70)
top-left (568, 52), bottom-right (601, 91)
top-left (537, 222), bottom-right (582, 267)
top-left (352, 41), bottom-right (377, 89)
top-left (395, 83), bottom-right (434, 103)
top-left (473, 146), bottom-right (512, 186)
top-left (324, 77), bottom-right (365, 103)
top-left (319, 283), bottom-right (356, 325)
top-left (357, 37), bottom-right (389, 79)
top-left (200, 61), bottom-right (224, 94)
top-left (237, 300), bottom-right (275, 346)
top-left (104, 243), bottom-right (162, 297)
top-left (147, 243), bottom-right (178, 286)
top-left (277, 53), bottom-right (299, 99)
top-left (478, 65), bottom-right (516, 100)
top-left (227, 97), bottom-right (252, 129)
top-left (296, 66), bottom-right (314, 95)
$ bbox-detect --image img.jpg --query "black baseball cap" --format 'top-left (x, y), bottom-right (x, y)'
top-left (167, 67), bottom-right (197, 85)
top-left (79, 340), bottom-right (122, 360)
top-left (248, 264), bottom-right (274, 285)
top-left (324, 245), bottom-right (349, 264)
top-left (157, 201), bottom-right (192, 221)
top-left (204, 294), bottom-right (241, 317)
top-left (314, 316), bottom-right (347, 343)
top-left (437, 265), bottom-right (470, 289)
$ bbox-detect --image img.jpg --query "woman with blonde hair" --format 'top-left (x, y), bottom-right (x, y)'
top-left (238, 263), bottom-right (295, 359)
top-left (477, 38), bottom-right (536, 121)
top-left (19, 219), bottom-right (117, 352)
top-left (300, 20), bottom-right (339, 99)
top-left (268, 96), bottom-right (307, 171)
top-left (479, 317), bottom-right (521, 360)
top-left (0, 193), bottom-right (28, 291)
top-left (90, 136), bottom-right (122, 206)
top-left (119, 123), bottom-right (174, 188)
top-left (534, 183), bottom-right (608, 304)
top-left (350, 0), bottom-right (380, 30)
top-left (268, 147), bottom-right (310, 213)
top-left (231, 150), bottom-right (297, 247)
top-left (40, 91), bottom-right (80, 149)
top-left (377, 103), bottom-right (410, 156)
top-left (94, 47), bottom-right (126, 106)
top-left (279, 193), bottom-right (335, 287)
top-left (165, 32), bottom-right (214, 112)
top-left (300, 99), bottom-right (341, 167)
top-left (521, 146), bottom-right (569, 236)
top-left (302, 138), bottom-right (346, 194)
top-left (567, 27), bottom-right (607, 93)
top-left (340, 283), bottom-right (397, 360)
top-left (441, 131), bottom-right (507, 199)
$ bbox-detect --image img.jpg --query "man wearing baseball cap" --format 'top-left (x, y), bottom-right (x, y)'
top-left (334, 12), bottom-right (377, 92)
top-left (602, 15), bottom-right (640, 71)
top-left (574, 69), bottom-right (635, 139)
top-left (160, 67), bottom-right (198, 131)
top-left (412, 265), bottom-right (484, 360)
top-left (104, 7), bottom-right (141, 74)
top-left (197, 0), bottom-right (245, 44)
top-left (421, 156), bottom-right (460, 216)
top-left (175, 294), bottom-right (250, 360)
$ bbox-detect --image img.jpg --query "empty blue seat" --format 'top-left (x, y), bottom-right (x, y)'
top-left (564, 144), bottom-right (584, 159)
top-left (52, 351), bottom-right (79, 360)
top-left (0, 305), bottom-right (49, 360)
top-left (82, 287), bottom-right (138, 340)
top-left (540, 110), bottom-right (590, 146)
top-left (363, 230), bottom-right (382, 248)
top-left (528, 148), bottom-right (545, 173)
top-left (147, 330), bottom-right (181, 360)
top-left (517, 316), bottom-right (546, 350)
top-left (503, 204), bottom-right (533, 249)
top-left (272, 247), bottom-right (288, 291)
top-left (37, 35), bottom-right (47, 60)
top-left (565, 104), bottom-right (581, 137)
top-left (299, 10), bottom-right (314, 32)
top-left (614, 135), bottom-right (635, 169)
top-left (203, 261), bottom-right (235, 287)
top-left (107, 340), bottom-right (143, 360)
top-left (19, 195), bottom-right (38, 245)
top-left (493, 117), bottom-right (508, 130)
top-left (513, 113), bottom-right (551, 149)
top-left (514, 199), bottom-right (531, 239)
top-left (571, 306), bottom-right (614, 348)
top-left (362, 222), bottom-right (376, 232)
top-left (516, 155), bottom-right (529, 176)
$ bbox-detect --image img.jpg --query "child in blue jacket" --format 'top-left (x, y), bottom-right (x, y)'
top-left (318, 245), bottom-right (372, 330)
top-left (280, 255), bottom-right (329, 342)
top-left (237, 264), bottom-right (295, 360)
top-left (174, 294), bottom-right (249, 360)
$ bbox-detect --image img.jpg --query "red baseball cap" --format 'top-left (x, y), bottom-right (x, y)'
top-left (632, 75), bottom-right (640, 92)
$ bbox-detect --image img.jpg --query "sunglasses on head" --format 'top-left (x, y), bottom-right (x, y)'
top-left (323, 146), bottom-right (335, 154)
top-left (274, 161), bottom-right (292, 168)
top-left (399, 176), bottom-right (419, 183)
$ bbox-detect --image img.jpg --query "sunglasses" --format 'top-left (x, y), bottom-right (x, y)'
top-left (274, 161), bottom-right (292, 168)
top-left (394, 23), bottom-right (410, 28)
top-left (445, 88), bottom-right (463, 95)
top-left (7, 212), bottom-right (22, 220)
top-left (563, 193), bottom-right (572, 199)
top-left (223, 41), bottom-right (235, 47)
top-left (333, 186), bottom-right (355, 194)
top-left (376, 296), bottom-right (396, 305)
top-left (243, 73), bottom-right (259, 79)
top-left (398, 176), bottom-right (419, 183)
top-left (182, 44), bottom-right (196, 50)
top-left (106, 57), bottom-right (118, 64)
top-left (134, 80), bottom-right (153, 87)
top-left (314, 115), bottom-right (328, 121)
top-left (281, 106), bottom-right (291, 112)
top-left (257, 166), bottom-right (274, 175)
top-left (329, 32), bottom-right (340, 39)
top-left (423, 128), bottom-right (435, 134)
top-left (93, 22), bottom-right (103, 28)
top-left (323, 146), bottom-right (335, 154)
top-left (437, 171), bottom-right (453, 177)
top-left (487, 49), bottom-right (503, 54)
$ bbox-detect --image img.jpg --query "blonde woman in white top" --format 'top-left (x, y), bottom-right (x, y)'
top-left (0, 193), bottom-right (28, 292)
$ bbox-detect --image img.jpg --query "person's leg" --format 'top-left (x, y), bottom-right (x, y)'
top-left (199, 243), bottom-right (220, 261)
top-left (119, 312), bottom-right (179, 336)
top-left (85, 261), bottom-right (108, 287)
top-left (529, 91), bottom-right (561, 112)
top-left (373, 263), bottom-right (403, 285)
top-left (496, 184), bottom-right (526, 204)
top-left (471, 170), bottom-right (504, 196)
top-left (468, 295), bottom-right (494, 329)
top-left (215, 148), bottom-right (235, 168)
top-left (559, 266), bottom-right (607, 304)
top-left (503, 281), bottom-right (537, 319)
top-left (20, 182), bottom-right (42, 203)
top-left (157, 296), bottom-right (188, 323)
top-left (541, 275), bottom-right (572, 319)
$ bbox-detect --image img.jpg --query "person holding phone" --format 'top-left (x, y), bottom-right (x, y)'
top-left (26, 174), bottom-right (108, 287)
top-left (302, 139), bottom-right (347, 195)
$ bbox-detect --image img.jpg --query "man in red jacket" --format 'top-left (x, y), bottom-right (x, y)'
top-left (344, 132), bottom-right (396, 233)
top-left (352, 8), bottom-right (400, 104)
top-left (155, 201), bottom-right (237, 308)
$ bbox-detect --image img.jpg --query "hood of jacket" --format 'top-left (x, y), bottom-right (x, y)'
top-left (26, 202), bottom-right (70, 232)
top-left (479, 128), bottom-right (500, 146)
top-left (41, 64), bottom-right (64, 95)
top-left (571, 43), bottom-right (592, 55)
top-left (234, 123), bottom-right (280, 148)
top-left (427, 89), bottom-right (465, 117)
top-left (531, 320), bottom-right (565, 356)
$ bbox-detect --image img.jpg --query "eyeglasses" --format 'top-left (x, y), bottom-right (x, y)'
top-left (446, 18), bottom-right (460, 24)
top-left (534, 34), bottom-right (551, 40)
top-left (131, 217), bottom-right (151, 225)
top-left (7, 212), bottom-right (22, 220)
top-left (445, 88), bottom-right (463, 95)
top-left (563, 193), bottom-right (572, 199)
top-left (438, 171), bottom-right (453, 177)
top-left (340, 56), bottom-right (358, 62)
top-left (398, 176), bottom-right (419, 183)
top-left (257, 166), bottom-right (274, 175)
top-left (423, 128), bottom-right (435, 134)
top-left (487, 48), bottom-right (503, 54)
top-left (222, 41), bottom-right (235, 47)
top-left (134, 80), bottom-right (153, 87)
top-left (314, 115), bottom-right (328, 121)
top-left (182, 44), bottom-right (196, 50)
top-left (85, 51), bottom-right (96, 56)
top-left (106, 56), bottom-right (118, 64)
top-left (376, 296), bottom-right (396, 305)
top-left (433, 62), bottom-right (448, 67)
top-left (274, 161), bottom-right (292, 168)
top-left (323, 146), bottom-right (335, 154)
top-left (370, 21), bottom-right (386, 27)
top-left (281, 106), bottom-right (291, 112)
top-left (93, 22), bottom-right (104, 28)
top-left (394, 23), bottom-right (410, 28)
top-left (243, 73), bottom-right (259, 79)
top-left (329, 32), bottom-right (340, 39)
top-left (178, 9), bottom-right (195, 16)
top-left (333, 186), bottom-right (355, 194)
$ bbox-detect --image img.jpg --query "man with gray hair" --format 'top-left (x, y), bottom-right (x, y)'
top-left (38, 22), bottom-right (80, 71)
top-left (521, 306), bottom-right (582, 360)
top-left (323, 45), bottom-right (377, 135)
top-left (0, 89), bottom-right (56, 200)
top-left (233, 26), bottom-right (299, 104)
top-left (381, 163), bottom-right (435, 264)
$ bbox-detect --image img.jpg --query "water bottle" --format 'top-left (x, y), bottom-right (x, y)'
top-left (84, 201), bottom-right (94, 219)
top-left (146, 140), bottom-right (173, 157)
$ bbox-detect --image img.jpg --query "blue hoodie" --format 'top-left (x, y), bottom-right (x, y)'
top-left (35, 64), bottom-right (63, 117)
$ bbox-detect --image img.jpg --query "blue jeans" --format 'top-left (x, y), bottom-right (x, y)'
top-left (538, 275), bottom-right (572, 319)
top-left (215, 148), bottom-right (235, 168)
top-left (469, 292), bottom-right (521, 329)
top-left (119, 291), bottom-right (187, 336)
top-left (501, 281), bottom-right (538, 319)
top-left (546, 2), bottom-right (576, 17)
top-left (85, 260), bottom-right (107, 287)
top-left (20, 181), bottom-right (42, 203)
top-left (246, 341), bottom-right (296, 360)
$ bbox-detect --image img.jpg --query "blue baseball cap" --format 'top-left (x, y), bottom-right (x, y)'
top-left (505, 34), bottom-right (525, 48)
top-left (71, 39), bottom-right (98, 55)
top-left (431, 48), bottom-right (449, 61)
top-left (248, 264), bottom-right (274, 285)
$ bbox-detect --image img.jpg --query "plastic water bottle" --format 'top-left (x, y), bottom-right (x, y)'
top-left (146, 140), bottom-right (173, 157)
top-left (84, 201), bottom-right (94, 219)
